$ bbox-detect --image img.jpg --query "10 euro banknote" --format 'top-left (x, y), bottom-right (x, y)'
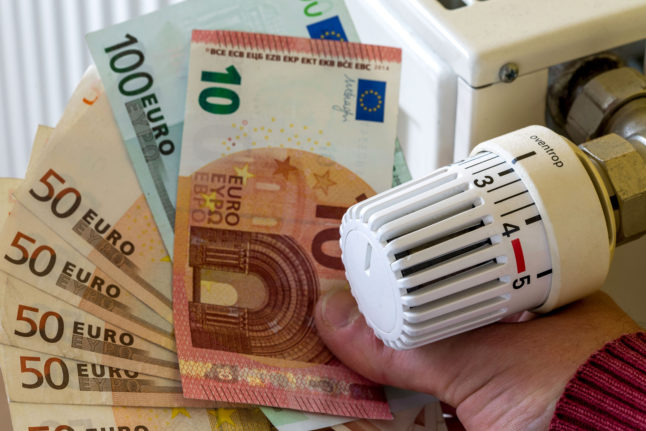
top-left (173, 30), bottom-right (401, 419)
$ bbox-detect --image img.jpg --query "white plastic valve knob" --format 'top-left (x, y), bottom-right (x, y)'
top-left (340, 126), bottom-right (615, 349)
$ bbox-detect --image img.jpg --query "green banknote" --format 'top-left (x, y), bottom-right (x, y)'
top-left (87, 0), bottom-right (360, 255)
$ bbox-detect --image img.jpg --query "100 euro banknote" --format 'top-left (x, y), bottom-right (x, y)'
top-left (173, 31), bottom-right (401, 419)
top-left (87, 0), bottom-right (360, 255)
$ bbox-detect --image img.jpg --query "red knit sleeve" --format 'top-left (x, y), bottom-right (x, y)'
top-left (549, 332), bottom-right (646, 431)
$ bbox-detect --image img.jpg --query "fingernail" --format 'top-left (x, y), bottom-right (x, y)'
top-left (320, 288), bottom-right (360, 328)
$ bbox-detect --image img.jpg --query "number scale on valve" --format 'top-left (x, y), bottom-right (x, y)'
top-left (457, 150), bottom-right (553, 292)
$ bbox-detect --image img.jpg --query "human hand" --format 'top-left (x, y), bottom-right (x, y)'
top-left (315, 289), bottom-right (641, 430)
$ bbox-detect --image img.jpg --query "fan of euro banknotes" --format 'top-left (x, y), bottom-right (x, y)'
top-left (0, 1), bottom-right (448, 430)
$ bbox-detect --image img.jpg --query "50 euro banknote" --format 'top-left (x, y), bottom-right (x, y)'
top-left (0, 178), bottom-right (21, 223)
top-left (86, 0), bottom-right (360, 256)
top-left (0, 344), bottom-right (217, 409)
top-left (26, 126), bottom-right (54, 175)
top-left (0, 270), bottom-right (178, 380)
top-left (173, 31), bottom-right (401, 419)
top-left (23, 68), bottom-right (102, 188)
top-left (0, 127), bottom-right (175, 352)
top-left (13, 82), bottom-right (175, 324)
top-left (0, 179), bottom-right (178, 379)
top-left (8, 402), bottom-right (274, 431)
top-left (0, 200), bottom-right (175, 352)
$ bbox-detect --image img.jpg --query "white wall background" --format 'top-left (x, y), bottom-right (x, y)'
top-left (0, 0), bottom-right (184, 179)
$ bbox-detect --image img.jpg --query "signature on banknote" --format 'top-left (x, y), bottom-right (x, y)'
top-left (332, 74), bottom-right (357, 122)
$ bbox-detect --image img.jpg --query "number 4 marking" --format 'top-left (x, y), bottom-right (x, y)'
top-left (502, 223), bottom-right (520, 238)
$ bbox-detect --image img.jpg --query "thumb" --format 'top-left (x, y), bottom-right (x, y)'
top-left (314, 288), bottom-right (459, 400)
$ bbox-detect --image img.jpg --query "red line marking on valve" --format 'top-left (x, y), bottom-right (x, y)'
top-left (511, 238), bottom-right (526, 273)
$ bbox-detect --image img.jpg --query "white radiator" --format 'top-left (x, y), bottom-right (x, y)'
top-left (0, 0), bottom-right (183, 179)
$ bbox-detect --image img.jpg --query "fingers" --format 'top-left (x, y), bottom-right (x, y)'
top-left (314, 287), bottom-right (460, 398)
top-left (314, 287), bottom-right (390, 384)
top-left (315, 287), bottom-right (641, 414)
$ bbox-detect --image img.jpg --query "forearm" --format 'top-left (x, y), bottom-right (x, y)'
top-left (550, 332), bottom-right (646, 431)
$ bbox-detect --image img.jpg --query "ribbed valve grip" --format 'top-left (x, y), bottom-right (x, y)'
top-left (340, 126), bottom-right (613, 349)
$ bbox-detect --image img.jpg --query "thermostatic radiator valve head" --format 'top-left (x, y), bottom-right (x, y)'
top-left (340, 125), bottom-right (626, 349)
